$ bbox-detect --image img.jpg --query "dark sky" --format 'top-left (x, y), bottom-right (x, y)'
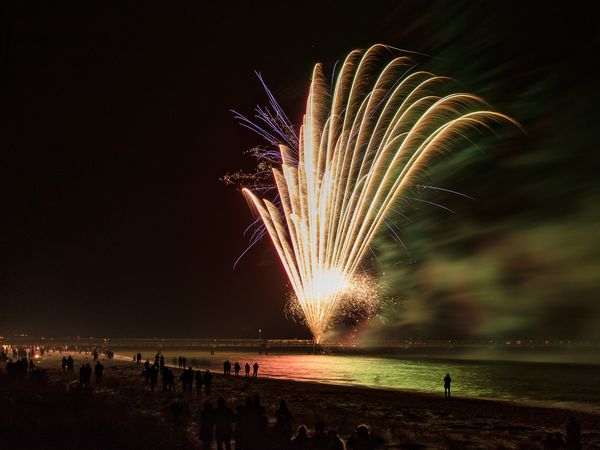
top-left (2, 2), bottom-right (598, 338)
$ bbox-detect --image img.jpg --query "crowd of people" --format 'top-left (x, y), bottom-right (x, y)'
top-left (195, 394), bottom-right (382, 450)
top-left (0, 346), bottom-right (48, 388)
top-left (136, 353), bottom-right (265, 396)
top-left (1, 344), bottom-right (111, 392)
top-left (140, 353), bottom-right (216, 394)
top-left (77, 361), bottom-right (104, 386)
top-left (0, 346), bottom-right (585, 449)
top-left (131, 353), bottom-right (383, 449)
top-left (223, 359), bottom-right (259, 378)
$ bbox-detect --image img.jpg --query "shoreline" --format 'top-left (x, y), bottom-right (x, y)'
top-left (113, 352), bottom-right (600, 415)
top-left (104, 353), bottom-right (600, 447)
top-left (7, 352), bottom-right (599, 448)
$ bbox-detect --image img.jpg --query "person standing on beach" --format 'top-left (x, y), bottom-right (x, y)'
top-left (244, 363), bottom-right (250, 378)
top-left (290, 425), bottom-right (310, 450)
top-left (149, 365), bottom-right (158, 392)
top-left (444, 373), bottom-right (452, 398)
top-left (214, 397), bottom-right (234, 450)
top-left (94, 361), bottom-right (104, 384)
top-left (136, 352), bottom-right (142, 364)
top-left (200, 402), bottom-right (214, 449)
top-left (143, 360), bottom-right (150, 385)
top-left (79, 364), bottom-right (87, 386)
top-left (204, 369), bottom-right (213, 395)
top-left (252, 362), bottom-right (259, 379)
top-left (234, 361), bottom-right (240, 376)
top-left (185, 367), bottom-right (195, 394)
top-left (195, 369), bottom-right (203, 396)
top-left (566, 417), bottom-right (581, 450)
top-left (67, 355), bottom-right (74, 374)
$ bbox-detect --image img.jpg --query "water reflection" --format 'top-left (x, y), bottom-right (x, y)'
top-left (125, 351), bottom-right (600, 407)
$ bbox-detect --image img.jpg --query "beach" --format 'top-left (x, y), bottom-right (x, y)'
top-left (2, 351), bottom-right (599, 449)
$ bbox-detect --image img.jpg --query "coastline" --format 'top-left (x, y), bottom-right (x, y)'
top-left (114, 352), bottom-right (600, 415)
top-left (17, 352), bottom-right (600, 448)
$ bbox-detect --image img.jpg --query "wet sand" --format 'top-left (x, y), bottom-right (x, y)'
top-left (15, 352), bottom-right (600, 448)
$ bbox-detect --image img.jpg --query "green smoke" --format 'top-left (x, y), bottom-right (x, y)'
top-left (365, 3), bottom-right (600, 340)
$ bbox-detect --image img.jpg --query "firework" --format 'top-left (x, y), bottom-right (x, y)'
top-left (241, 44), bottom-right (515, 342)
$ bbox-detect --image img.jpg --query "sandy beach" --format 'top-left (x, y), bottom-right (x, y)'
top-left (2, 351), bottom-right (599, 449)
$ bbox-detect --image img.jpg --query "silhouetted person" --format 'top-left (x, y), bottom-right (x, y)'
top-left (252, 362), bottom-right (259, 378)
top-left (444, 373), bottom-right (451, 398)
top-left (224, 359), bottom-right (231, 375)
top-left (18, 358), bottom-right (27, 382)
top-left (183, 367), bottom-right (194, 394)
top-left (143, 360), bottom-right (150, 385)
top-left (155, 353), bottom-right (160, 367)
top-left (61, 356), bottom-right (67, 375)
top-left (168, 368), bottom-right (176, 392)
top-left (163, 368), bottom-right (174, 392)
top-left (200, 402), bottom-right (215, 450)
top-left (566, 417), bottom-right (581, 450)
top-left (313, 421), bottom-right (329, 449)
top-left (252, 394), bottom-right (265, 416)
top-left (195, 369), bottom-right (203, 395)
top-left (204, 369), bottom-right (213, 394)
top-left (214, 397), bottom-right (234, 450)
top-left (67, 355), bottom-right (74, 374)
top-left (273, 411), bottom-right (293, 449)
top-left (180, 369), bottom-right (188, 393)
top-left (162, 368), bottom-right (170, 392)
top-left (178, 356), bottom-right (183, 368)
top-left (85, 363), bottom-right (92, 384)
top-left (543, 432), bottom-right (562, 450)
top-left (239, 397), bottom-right (257, 449)
top-left (347, 424), bottom-right (381, 450)
top-left (348, 425), bottom-right (375, 450)
top-left (94, 361), bottom-right (104, 383)
top-left (290, 425), bottom-right (310, 450)
top-left (245, 363), bottom-right (250, 378)
top-left (79, 364), bottom-right (87, 386)
top-left (136, 352), bottom-right (142, 364)
top-left (149, 365), bottom-right (158, 392)
top-left (159, 354), bottom-right (165, 372)
top-left (328, 429), bottom-right (345, 450)
top-left (234, 361), bottom-right (241, 376)
top-left (169, 398), bottom-right (190, 437)
top-left (182, 356), bottom-right (187, 367)
top-left (276, 400), bottom-right (293, 422)
top-left (232, 404), bottom-right (244, 449)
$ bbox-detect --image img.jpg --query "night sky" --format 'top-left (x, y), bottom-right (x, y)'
top-left (2, 2), bottom-right (599, 339)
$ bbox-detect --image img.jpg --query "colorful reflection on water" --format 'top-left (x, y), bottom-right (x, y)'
top-left (123, 350), bottom-right (600, 408)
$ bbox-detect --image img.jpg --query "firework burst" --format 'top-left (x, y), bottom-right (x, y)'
top-left (240, 44), bottom-right (516, 342)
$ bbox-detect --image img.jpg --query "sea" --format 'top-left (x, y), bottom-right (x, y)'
top-left (118, 349), bottom-right (600, 410)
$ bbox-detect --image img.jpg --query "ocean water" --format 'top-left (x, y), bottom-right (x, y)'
top-left (121, 350), bottom-right (600, 409)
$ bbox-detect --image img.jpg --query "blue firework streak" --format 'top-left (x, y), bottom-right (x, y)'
top-left (229, 73), bottom-right (299, 268)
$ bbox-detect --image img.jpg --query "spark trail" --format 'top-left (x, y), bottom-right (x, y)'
top-left (241, 44), bottom-right (515, 342)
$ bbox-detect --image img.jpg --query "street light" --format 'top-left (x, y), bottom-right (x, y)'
top-left (258, 329), bottom-right (262, 340)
